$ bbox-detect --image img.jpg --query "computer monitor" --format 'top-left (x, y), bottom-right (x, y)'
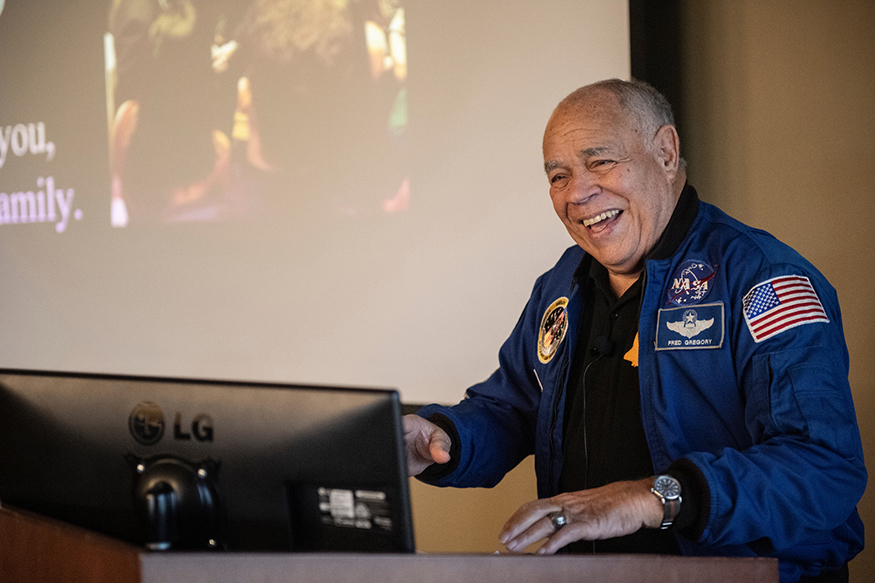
top-left (0, 369), bottom-right (415, 553)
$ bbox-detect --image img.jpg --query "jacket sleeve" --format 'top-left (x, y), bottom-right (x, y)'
top-left (684, 264), bottom-right (866, 562)
top-left (416, 273), bottom-right (549, 488)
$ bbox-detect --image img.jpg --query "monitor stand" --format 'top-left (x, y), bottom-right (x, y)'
top-left (128, 454), bottom-right (223, 551)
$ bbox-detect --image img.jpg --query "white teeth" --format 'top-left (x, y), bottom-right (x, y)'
top-left (583, 209), bottom-right (620, 228)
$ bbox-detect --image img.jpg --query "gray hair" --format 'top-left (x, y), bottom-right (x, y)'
top-left (559, 78), bottom-right (686, 169)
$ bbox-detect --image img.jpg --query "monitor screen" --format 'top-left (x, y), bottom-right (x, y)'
top-left (0, 369), bottom-right (415, 553)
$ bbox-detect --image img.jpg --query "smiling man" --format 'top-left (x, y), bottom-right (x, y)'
top-left (404, 79), bottom-right (865, 583)
top-left (543, 83), bottom-right (683, 297)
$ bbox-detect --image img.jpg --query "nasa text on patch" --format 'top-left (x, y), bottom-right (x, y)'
top-left (666, 260), bottom-right (716, 305)
top-left (656, 302), bottom-right (724, 350)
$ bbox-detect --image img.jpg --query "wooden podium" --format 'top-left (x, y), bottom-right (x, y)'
top-left (0, 505), bottom-right (778, 583)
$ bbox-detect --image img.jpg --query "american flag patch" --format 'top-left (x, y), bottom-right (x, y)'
top-left (742, 275), bottom-right (829, 343)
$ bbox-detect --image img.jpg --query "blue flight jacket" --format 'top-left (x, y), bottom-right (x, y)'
top-left (418, 198), bottom-right (866, 583)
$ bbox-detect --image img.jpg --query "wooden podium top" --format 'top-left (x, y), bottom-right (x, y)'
top-left (0, 505), bottom-right (778, 583)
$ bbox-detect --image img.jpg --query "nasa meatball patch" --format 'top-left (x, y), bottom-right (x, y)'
top-left (666, 260), bottom-right (716, 305)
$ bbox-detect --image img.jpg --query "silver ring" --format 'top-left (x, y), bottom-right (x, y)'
top-left (548, 510), bottom-right (567, 531)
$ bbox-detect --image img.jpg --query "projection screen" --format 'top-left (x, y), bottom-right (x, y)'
top-left (0, 0), bottom-right (630, 404)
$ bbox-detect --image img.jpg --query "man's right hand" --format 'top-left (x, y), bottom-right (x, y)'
top-left (402, 414), bottom-right (452, 476)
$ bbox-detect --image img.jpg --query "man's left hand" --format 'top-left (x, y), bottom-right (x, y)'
top-left (499, 477), bottom-right (663, 554)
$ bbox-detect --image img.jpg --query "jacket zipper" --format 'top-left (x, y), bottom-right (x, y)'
top-left (546, 353), bottom-right (568, 494)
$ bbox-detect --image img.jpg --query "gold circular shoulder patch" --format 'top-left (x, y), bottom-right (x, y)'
top-left (538, 297), bottom-right (569, 364)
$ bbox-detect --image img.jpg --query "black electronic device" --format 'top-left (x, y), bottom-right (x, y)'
top-left (0, 369), bottom-right (415, 553)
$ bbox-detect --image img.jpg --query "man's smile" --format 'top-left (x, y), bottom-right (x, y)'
top-left (582, 209), bottom-right (622, 230)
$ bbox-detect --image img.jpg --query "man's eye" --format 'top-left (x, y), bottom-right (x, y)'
top-left (550, 174), bottom-right (567, 185)
top-left (591, 159), bottom-right (614, 168)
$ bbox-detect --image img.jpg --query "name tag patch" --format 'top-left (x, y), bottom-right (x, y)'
top-left (656, 302), bottom-right (724, 350)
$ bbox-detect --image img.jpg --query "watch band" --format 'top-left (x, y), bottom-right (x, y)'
top-left (651, 475), bottom-right (682, 530)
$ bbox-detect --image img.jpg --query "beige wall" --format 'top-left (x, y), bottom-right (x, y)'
top-left (411, 2), bottom-right (875, 581)
top-left (411, 457), bottom-right (536, 553)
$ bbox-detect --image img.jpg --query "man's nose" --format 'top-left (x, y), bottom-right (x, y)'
top-left (566, 171), bottom-right (600, 204)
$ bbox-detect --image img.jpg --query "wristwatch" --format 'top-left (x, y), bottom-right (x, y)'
top-left (651, 475), bottom-right (682, 530)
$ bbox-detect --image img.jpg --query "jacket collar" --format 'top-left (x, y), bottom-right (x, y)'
top-left (647, 182), bottom-right (700, 261)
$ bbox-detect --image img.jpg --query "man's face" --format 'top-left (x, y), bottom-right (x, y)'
top-left (543, 93), bottom-right (679, 281)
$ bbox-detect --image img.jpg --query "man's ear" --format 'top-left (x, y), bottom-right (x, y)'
top-left (654, 124), bottom-right (681, 177)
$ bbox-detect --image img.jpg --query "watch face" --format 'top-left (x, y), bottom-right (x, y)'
top-left (655, 476), bottom-right (681, 499)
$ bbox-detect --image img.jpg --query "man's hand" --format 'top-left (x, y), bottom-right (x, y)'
top-left (402, 414), bottom-right (452, 477)
top-left (499, 478), bottom-right (663, 554)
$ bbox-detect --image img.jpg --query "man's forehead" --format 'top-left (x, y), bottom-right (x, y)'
top-left (542, 100), bottom-right (637, 170)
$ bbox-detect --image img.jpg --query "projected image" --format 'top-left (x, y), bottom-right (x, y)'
top-left (105, 0), bottom-right (408, 227)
